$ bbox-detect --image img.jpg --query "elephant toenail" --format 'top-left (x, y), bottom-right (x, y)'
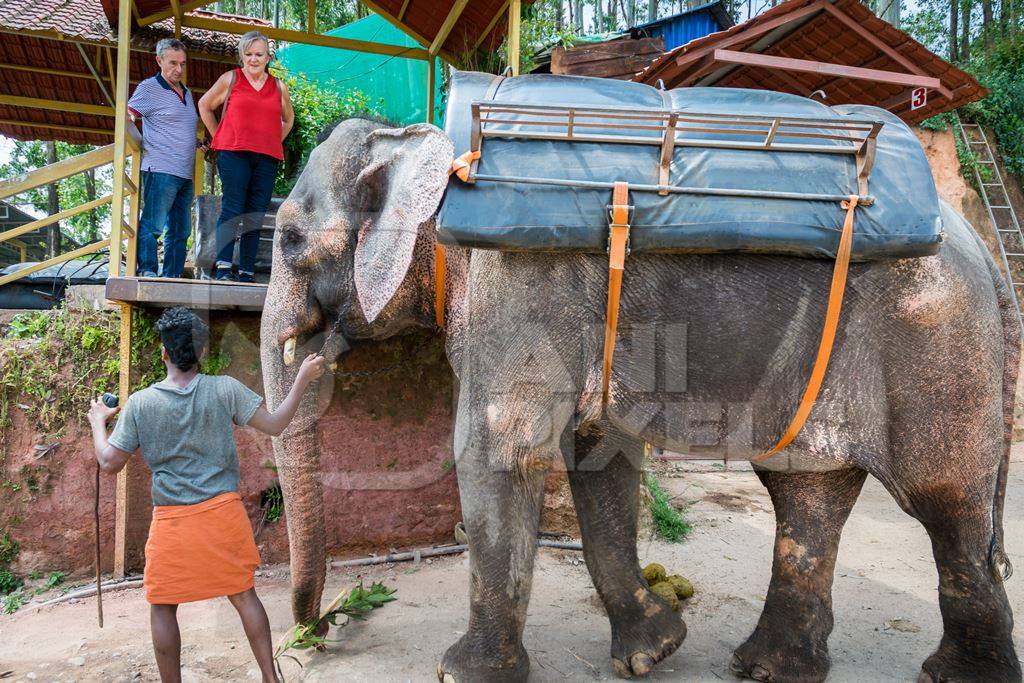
top-left (915, 672), bottom-right (936, 683)
top-left (630, 653), bottom-right (655, 676)
top-left (442, 675), bottom-right (456, 683)
top-left (751, 663), bottom-right (772, 681)
top-left (729, 654), bottom-right (748, 675)
top-left (611, 657), bottom-right (633, 678)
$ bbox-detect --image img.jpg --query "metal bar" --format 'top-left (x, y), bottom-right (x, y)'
top-left (471, 173), bottom-right (874, 205)
top-left (764, 118), bottom-right (780, 147)
top-left (0, 145), bottom-right (114, 200)
top-left (480, 129), bottom-right (861, 154)
top-left (480, 116), bottom-right (866, 142)
top-left (0, 196), bottom-right (113, 244)
top-left (0, 240), bottom-right (108, 287)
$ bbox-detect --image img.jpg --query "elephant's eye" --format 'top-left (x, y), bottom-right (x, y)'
top-left (280, 227), bottom-right (304, 251)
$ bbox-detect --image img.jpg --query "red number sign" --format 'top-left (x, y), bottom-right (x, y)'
top-left (911, 87), bottom-right (927, 111)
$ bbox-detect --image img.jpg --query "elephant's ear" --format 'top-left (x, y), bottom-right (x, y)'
top-left (353, 124), bottom-right (453, 324)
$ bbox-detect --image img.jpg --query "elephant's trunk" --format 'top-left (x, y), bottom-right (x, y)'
top-left (260, 274), bottom-right (333, 628)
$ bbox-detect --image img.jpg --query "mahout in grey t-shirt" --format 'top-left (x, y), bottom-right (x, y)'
top-left (109, 374), bottom-right (263, 506)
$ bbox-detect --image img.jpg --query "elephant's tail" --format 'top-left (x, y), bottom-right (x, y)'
top-left (988, 246), bottom-right (1019, 582)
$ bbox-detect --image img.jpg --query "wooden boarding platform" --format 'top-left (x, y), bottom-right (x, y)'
top-left (105, 276), bottom-right (267, 311)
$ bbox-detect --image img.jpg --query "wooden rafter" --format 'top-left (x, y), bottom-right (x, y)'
top-left (181, 14), bottom-right (429, 59)
top-left (818, 1), bottom-right (954, 99)
top-left (398, 0), bottom-right (411, 20)
top-left (712, 49), bottom-right (943, 90)
top-left (137, 0), bottom-right (214, 27)
top-left (0, 95), bottom-right (114, 117)
top-left (474, 0), bottom-right (510, 51)
top-left (429, 0), bottom-right (470, 56)
top-left (670, 0), bottom-right (826, 76)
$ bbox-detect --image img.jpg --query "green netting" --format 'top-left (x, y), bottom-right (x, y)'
top-left (276, 14), bottom-right (442, 126)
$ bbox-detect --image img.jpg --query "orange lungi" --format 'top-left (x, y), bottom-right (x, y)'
top-left (144, 491), bottom-right (261, 605)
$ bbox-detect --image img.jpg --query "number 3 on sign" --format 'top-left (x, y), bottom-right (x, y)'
top-left (911, 87), bottom-right (928, 110)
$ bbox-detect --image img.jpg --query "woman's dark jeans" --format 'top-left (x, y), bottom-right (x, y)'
top-left (215, 150), bottom-right (278, 276)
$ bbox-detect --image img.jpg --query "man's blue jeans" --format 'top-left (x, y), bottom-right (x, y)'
top-left (137, 171), bottom-right (193, 278)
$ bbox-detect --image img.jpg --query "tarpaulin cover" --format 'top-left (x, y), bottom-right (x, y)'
top-left (437, 71), bottom-right (943, 261)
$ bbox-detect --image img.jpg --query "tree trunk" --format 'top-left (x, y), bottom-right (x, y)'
top-left (960, 0), bottom-right (971, 61)
top-left (950, 0), bottom-right (960, 61)
top-left (574, 0), bottom-right (584, 30)
top-left (881, 0), bottom-right (900, 27)
top-left (982, 0), bottom-right (993, 46)
top-left (628, 0), bottom-right (636, 25)
top-left (45, 142), bottom-right (59, 259)
top-left (649, 0), bottom-right (659, 21)
top-left (595, 0), bottom-right (604, 32)
top-left (85, 169), bottom-right (97, 243)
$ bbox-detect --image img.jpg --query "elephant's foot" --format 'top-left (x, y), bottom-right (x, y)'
top-left (917, 636), bottom-right (1022, 683)
top-left (608, 590), bottom-right (688, 678)
top-left (437, 633), bottom-right (529, 683)
top-left (729, 624), bottom-right (830, 683)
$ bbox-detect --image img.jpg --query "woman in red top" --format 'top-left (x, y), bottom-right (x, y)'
top-left (198, 31), bottom-right (294, 282)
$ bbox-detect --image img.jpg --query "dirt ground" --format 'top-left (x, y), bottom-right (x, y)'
top-left (2, 453), bottom-right (1023, 682)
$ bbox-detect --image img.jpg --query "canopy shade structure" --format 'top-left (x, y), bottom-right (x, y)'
top-left (634, 0), bottom-right (987, 124)
top-left (0, 0), bottom-right (262, 145)
top-left (3, 0), bottom-right (532, 146)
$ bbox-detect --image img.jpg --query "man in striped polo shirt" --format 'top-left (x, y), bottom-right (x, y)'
top-left (128, 38), bottom-right (201, 279)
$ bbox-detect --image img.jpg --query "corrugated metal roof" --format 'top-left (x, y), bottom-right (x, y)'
top-left (635, 0), bottom-right (986, 124)
top-left (633, 1), bottom-right (734, 51)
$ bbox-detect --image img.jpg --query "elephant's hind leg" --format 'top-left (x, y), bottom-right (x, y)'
top-left (894, 480), bottom-right (1020, 683)
top-left (567, 426), bottom-right (687, 678)
top-left (731, 467), bottom-right (867, 683)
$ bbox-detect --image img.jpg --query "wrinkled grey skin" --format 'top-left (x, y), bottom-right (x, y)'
top-left (260, 119), bottom-right (1021, 683)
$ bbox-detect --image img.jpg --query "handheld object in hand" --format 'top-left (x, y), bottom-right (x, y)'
top-left (102, 393), bottom-right (119, 409)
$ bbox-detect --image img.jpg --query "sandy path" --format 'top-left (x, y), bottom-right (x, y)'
top-left (2, 462), bottom-right (1022, 682)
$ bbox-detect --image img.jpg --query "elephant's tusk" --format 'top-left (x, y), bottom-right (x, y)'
top-left (329, 361), bottom-right (338, 372)
top-left (283, 337), bottom-right (296, 366)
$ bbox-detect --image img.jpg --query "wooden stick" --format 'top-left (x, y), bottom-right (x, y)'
top-left (95, 461), bottom-right (103, 628)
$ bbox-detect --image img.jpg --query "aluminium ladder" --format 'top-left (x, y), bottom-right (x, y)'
top-left (956, 116), bottom-right (1024, 319)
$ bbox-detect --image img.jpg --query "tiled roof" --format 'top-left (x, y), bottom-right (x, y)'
top-left (634, 0), bottom-right (986, 124)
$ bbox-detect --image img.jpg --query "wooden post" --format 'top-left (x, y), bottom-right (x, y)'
top-left (127, 148), bottom-right (141, 277)
top-left (111, 0), bottom-right (134, 580)
top-left (426, 58), bottom-right (435, 124)
top-left (508, 0), bottom-right (521, 76)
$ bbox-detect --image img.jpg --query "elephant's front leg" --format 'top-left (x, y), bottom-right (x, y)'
top-left (731, 467), bottom-right (867, 683)
top-left (438, 399), bottom-right (556, 683)
top-left (567, 425), bottom-right (687, 678)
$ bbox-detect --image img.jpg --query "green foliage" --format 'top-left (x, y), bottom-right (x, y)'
top-left (260, 481), bottom-right (284, 523)
top-left (43, 571), bottom-right (66, 591)
top-left (0, 570), bottom-right (22, 595)
top-left (963, 37), bottom-right (1024, 177)
top-left (6, 312), bottom-right (50, 340)
top-left (200, 348), bottom-right (233, 375)
top-left (1, 306), bottom-right (122, 434)
top-left (275, 582), bottom-right (396, 659)
top-left (0, 533), bottom-right (19, 569)
top-left (644, 473), bottom-right (691, 543)
top-left (2, 589), bottom-right (23, 614)
top-left (272, 69), bottom-right (382, 195)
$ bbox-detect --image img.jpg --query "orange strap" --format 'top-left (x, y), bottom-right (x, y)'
top-left (753, 195), bottom-right (859, 462)
top-left (602, 181), bottom-right (631, 407)
top-left (435, 153), bottom-right (483, 328)
top-left (449, 150), bottom-right (481, 183)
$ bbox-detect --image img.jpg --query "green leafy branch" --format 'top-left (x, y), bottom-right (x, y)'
top-left (274, 581), bottom-right (396, 669)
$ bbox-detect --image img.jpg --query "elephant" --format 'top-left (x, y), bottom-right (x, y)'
top-left (259, 115), bottom-right (1021, 683)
